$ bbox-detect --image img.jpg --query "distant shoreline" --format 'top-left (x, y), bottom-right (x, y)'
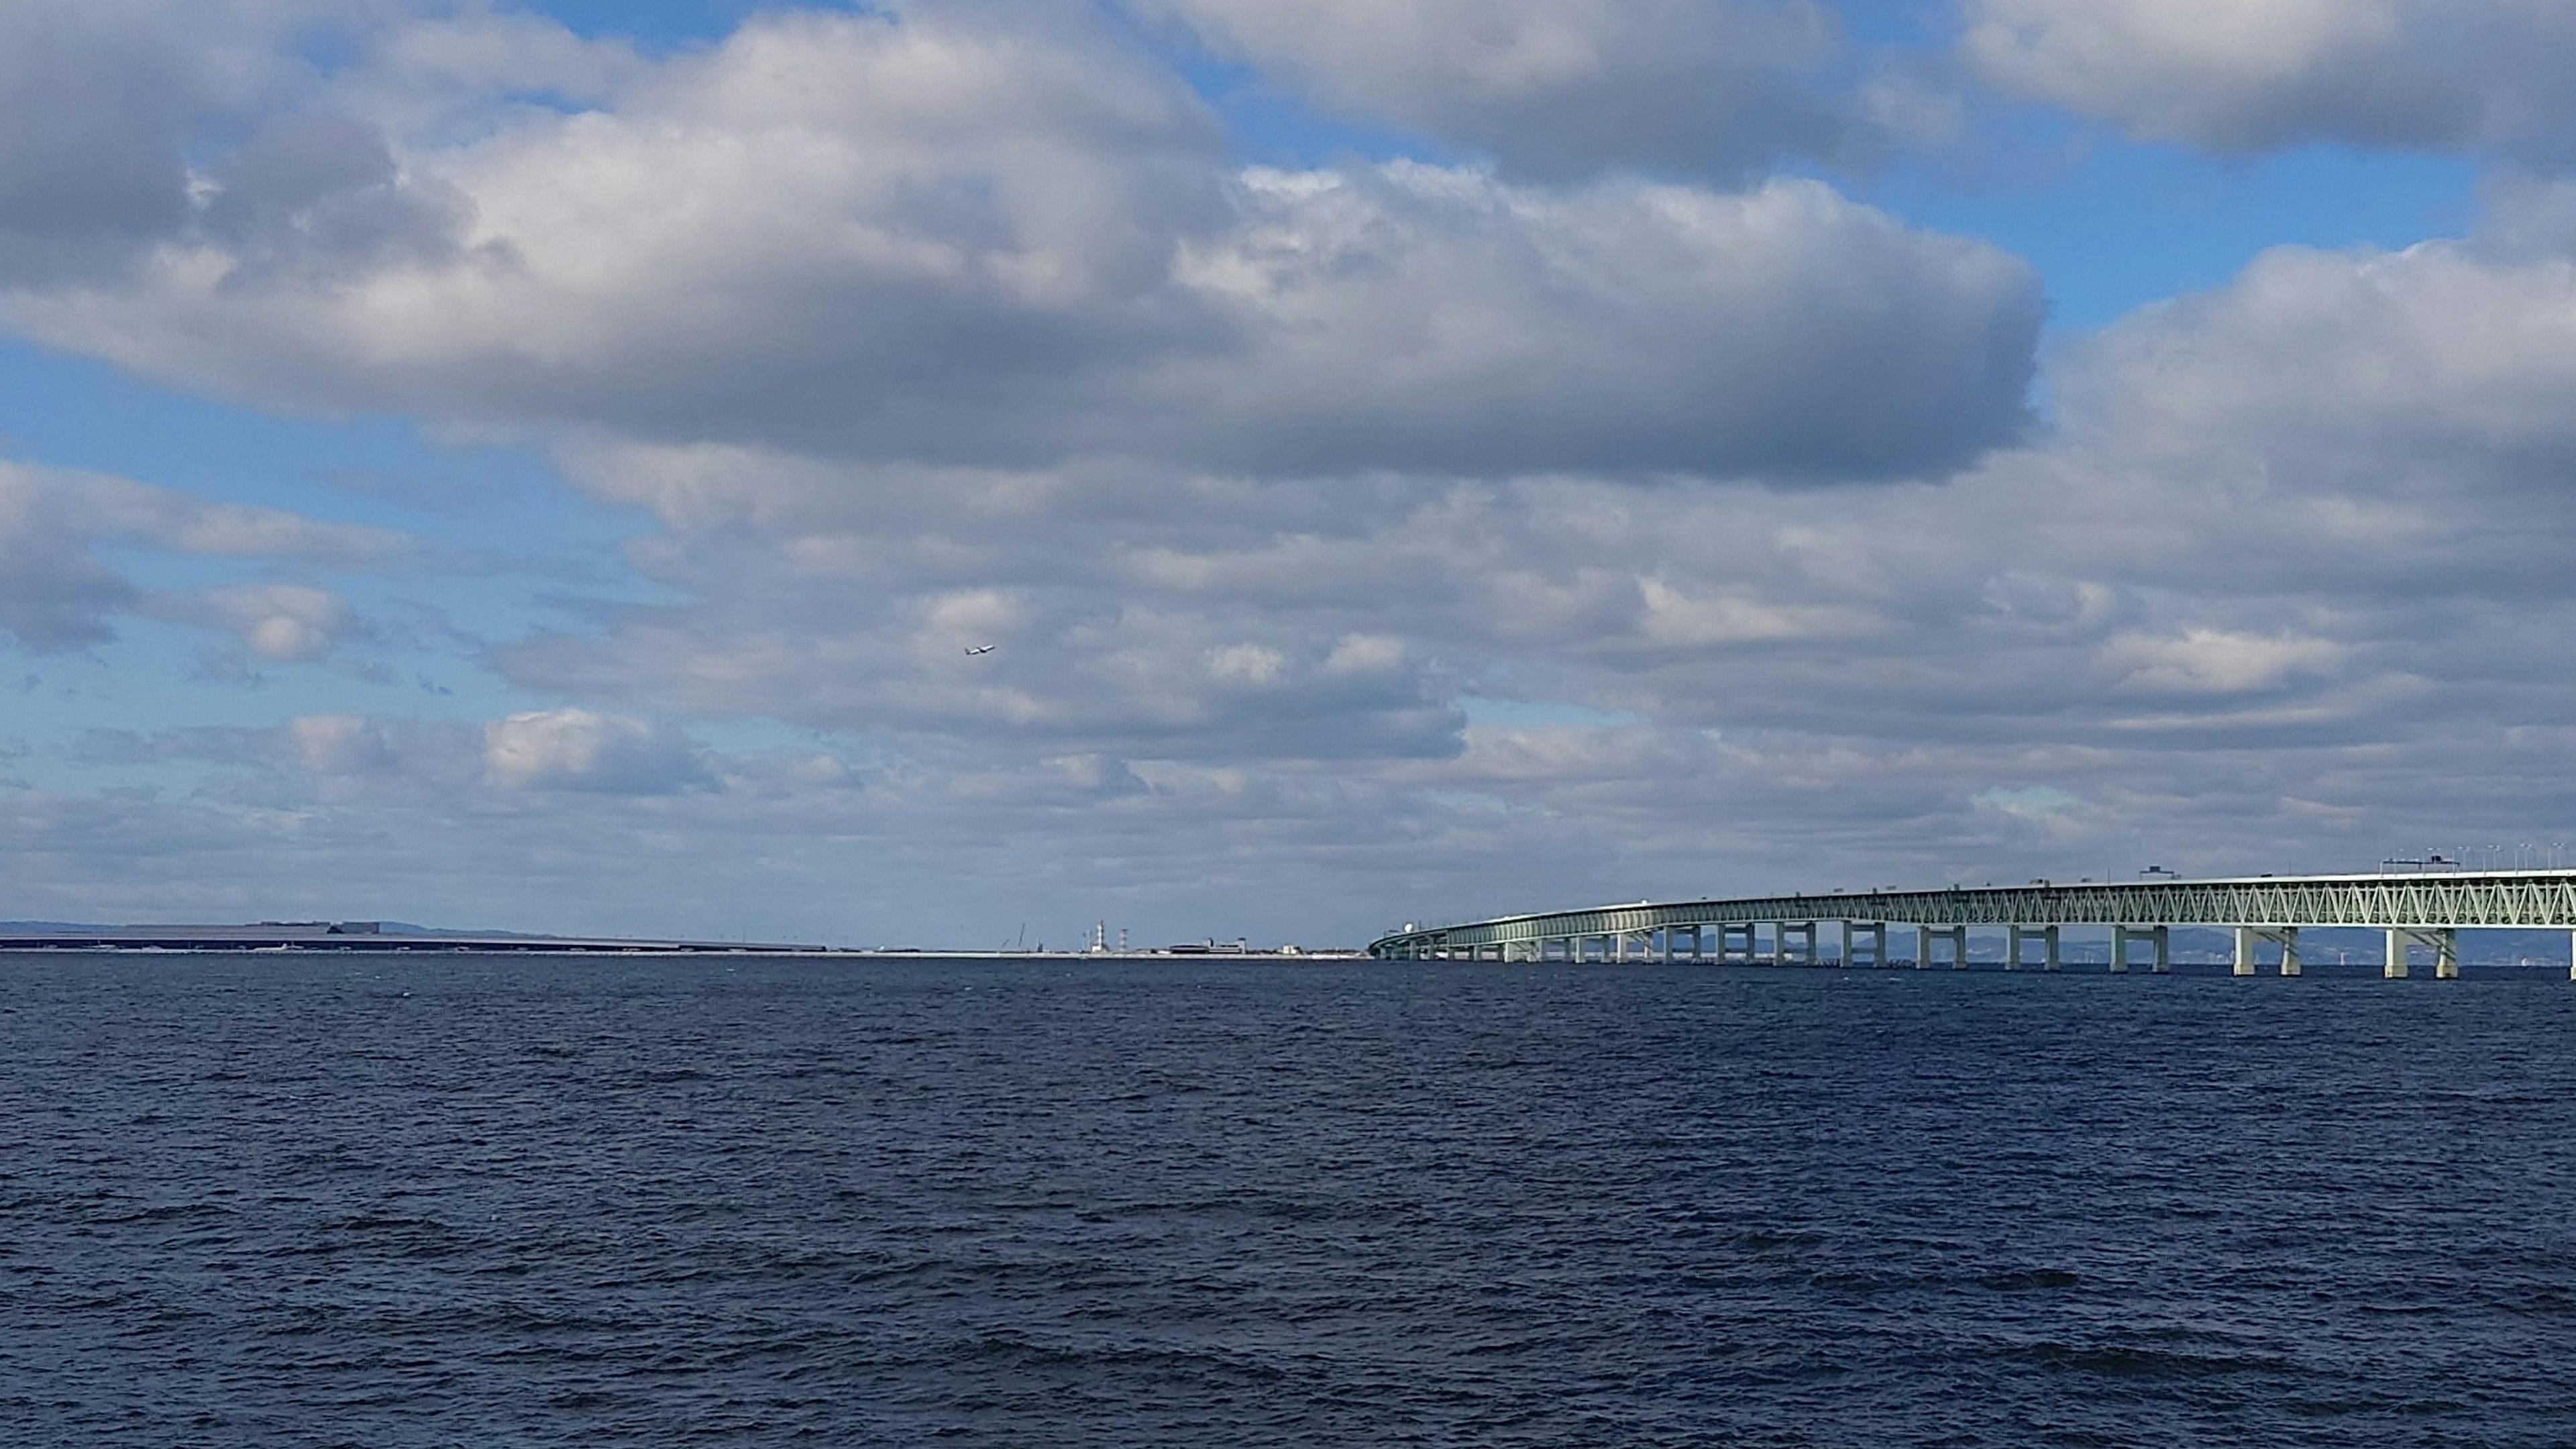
top-left (0, 926), bottom-right (1362, 959)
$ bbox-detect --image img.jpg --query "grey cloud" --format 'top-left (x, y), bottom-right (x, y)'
top-left (0, 463), bottom-right (398, 654)
top-left (496, 561), bottom-right (1468, 765)
top-left (0, 537), bottom-right (132, 653)
top-left (0, 6), bottom-right (2039, 485)
top-left (0, 4), bottom-right (200, 280)
top-left (70, 726), bottom-right (279, 768)
top-left (1144, 170), bottom-right (2038, 480)
top-left (201, 114), bottom-right (476, 281)
top-left (0, 0), bottom-right (385, 284)
top-left (1962, 0), bottom-right (2576, 162)
top-left (1132, 0), bottom-right (1849, 182)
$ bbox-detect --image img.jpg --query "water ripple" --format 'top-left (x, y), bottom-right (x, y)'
top-left (3, 955), bottom-right (2573, 1446)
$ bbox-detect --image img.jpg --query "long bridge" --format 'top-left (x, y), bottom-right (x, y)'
top-left (1368, 870), bottom-right (2576, 978)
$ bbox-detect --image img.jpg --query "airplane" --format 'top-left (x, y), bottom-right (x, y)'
top-left (964, 645), bottom-right (996, 655)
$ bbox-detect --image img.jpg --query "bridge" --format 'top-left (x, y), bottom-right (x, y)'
top-left (1367, 870), bottom-right (2576, 978)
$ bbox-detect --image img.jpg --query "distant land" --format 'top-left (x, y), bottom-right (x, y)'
top-left (0, 922), bottom-right (1361, 958)
top-left (0, 921), bottom-right (822, 953)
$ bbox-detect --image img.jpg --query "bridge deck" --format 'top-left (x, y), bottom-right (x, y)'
top-left (1370, 871), bottom-right (2576, 960)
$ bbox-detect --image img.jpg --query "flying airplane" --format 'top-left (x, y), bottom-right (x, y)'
top-left (964, 645), bottom-right (996, 655)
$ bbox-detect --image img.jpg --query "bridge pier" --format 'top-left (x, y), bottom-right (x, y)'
top-left (2233, 926), bottom-right (2302, 976)
top-left (1781, 921), bottom-right (1816, 967)
top-left (2381, 927), bottom-right (2459, 979)
top-left (2111, 924), bottom-right (2170, 973)
top-left (2004, 924), bottom-right (2060, 971)
top-left (1843, 921), bottom-right (1886, 968)
top-left (1914, 924), bottom-right (1968, 969)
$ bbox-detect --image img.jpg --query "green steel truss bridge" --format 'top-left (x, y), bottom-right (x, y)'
top-left (1368, 870), bottom-right (2576, 979)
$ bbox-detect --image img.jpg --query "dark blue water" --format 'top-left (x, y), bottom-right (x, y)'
top-left (4, 954), bottom-right (2573, 1446)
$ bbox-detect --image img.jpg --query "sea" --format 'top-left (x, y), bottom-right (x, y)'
top-left (3, 952), bottom-right (2572, 1447)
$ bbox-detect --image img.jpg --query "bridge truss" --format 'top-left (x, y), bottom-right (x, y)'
top-left (1368, 871), bottom-right (2576, 978)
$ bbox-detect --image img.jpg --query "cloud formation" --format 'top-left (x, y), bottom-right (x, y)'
top-left (1136, 0), bottom-right (1847, 181)
top-left (1963, 0), bottom-right (2576, 161)
top-left (0, 462), bottom-right (395, 653)
top-left (193, 583), bottom-right (362, 663)
top-left (482, 708), bottom-right (709, 794)
top-left (11, 0), bottom-right (2576, 944)
top-left (0, 5), bottom-right (2038, 483)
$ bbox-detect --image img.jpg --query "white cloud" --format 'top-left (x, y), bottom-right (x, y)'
top-left (1962, 0), bottom-right (2576, 160)
top-left (2102, 629), bottom-right (2349, 696)
top-left (482, 708), bottom-right (710, 795)
top-left (288, 713), bottom-right (399, 775)
top-left (2055, 236), bottom-right (2576, 485)
top-left (195, 583), bottom-right (359, 663)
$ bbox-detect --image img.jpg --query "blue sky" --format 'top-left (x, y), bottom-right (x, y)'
top-left (5, 0), bottom-right (2576, 945)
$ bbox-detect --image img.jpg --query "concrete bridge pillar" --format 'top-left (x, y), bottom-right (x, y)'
top-left (1843, 921), bottom-right (1886, 968)
top-left (1949, 925), bottom-right (1970, 969)
top-left (2385, 928), bottom-right (2410, 978)
top-left (1916, 924), bottom-right (1933, 969)
top-left (2112, 926), bottom-right (2143, 973)
top-left (2436, 928), bottom-right (2459, 979)
top-left (2234, 926), bottom-right (2300, 976)
top-left (2004, 925), bottom-right (2061, 971)
top-left (1782, 921), bottom-right (1816, 966)
top-left (2153, 925), bottom-right (2169, 973)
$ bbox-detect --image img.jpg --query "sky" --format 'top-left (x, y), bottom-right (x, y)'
top-left (5, 0), bottom-right (2576, 949)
